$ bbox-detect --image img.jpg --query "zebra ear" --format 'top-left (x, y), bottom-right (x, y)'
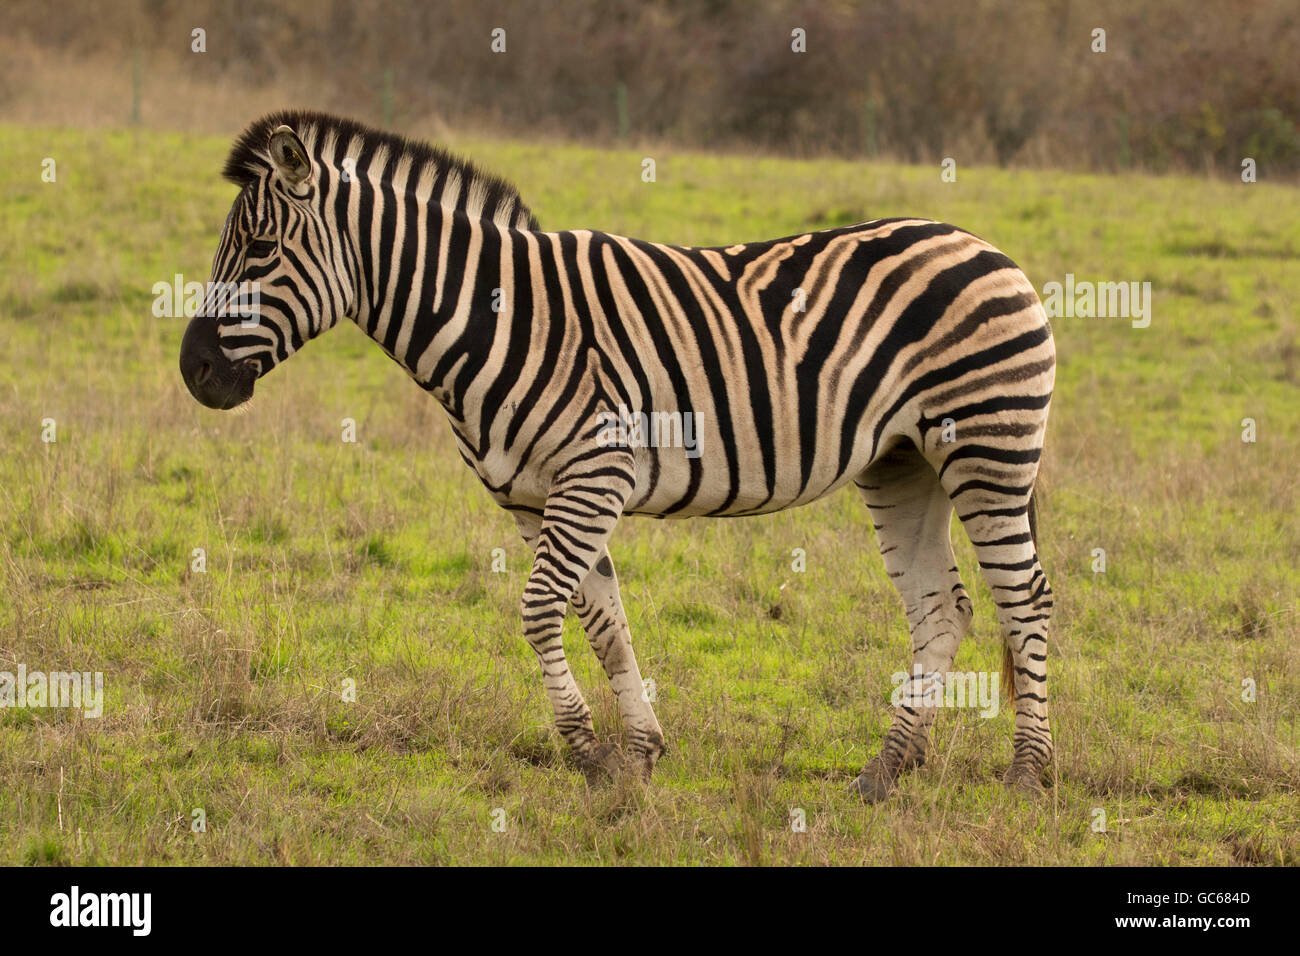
top-left (267, 125), bottom-right (312, 187)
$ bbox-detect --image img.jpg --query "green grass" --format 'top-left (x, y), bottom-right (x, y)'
top-left (1, 124), bottom-right (1298, 865)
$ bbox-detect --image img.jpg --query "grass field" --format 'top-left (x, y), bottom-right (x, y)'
top-left (1, 123), bottom-right (1298, 865)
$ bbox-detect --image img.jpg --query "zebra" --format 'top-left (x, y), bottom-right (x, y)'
top-left (179, 111), bottom-right (1056, 801)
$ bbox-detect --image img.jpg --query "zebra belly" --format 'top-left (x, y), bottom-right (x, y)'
top-left (616, 395), bottom-right (878, 518)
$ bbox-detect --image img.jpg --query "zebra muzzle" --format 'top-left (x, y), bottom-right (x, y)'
top-left (179, 316), bottom-right (258, 410)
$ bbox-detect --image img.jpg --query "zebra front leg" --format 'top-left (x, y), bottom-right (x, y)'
top-left (572, 548), bottom-right (665, 781)
top-left (513, 451), bottom-right (635, 781)
top-left (514, 511), bottom-right (615, 778)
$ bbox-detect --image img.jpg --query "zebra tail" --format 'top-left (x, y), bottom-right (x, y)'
top-left (1000, 490), bottom-right (1040, 705)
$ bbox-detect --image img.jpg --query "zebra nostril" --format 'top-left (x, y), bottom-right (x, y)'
top-left (194, 361), bottom-right (213, 386)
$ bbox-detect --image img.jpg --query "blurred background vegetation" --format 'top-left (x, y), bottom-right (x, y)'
top-left (2, 0), bottom-right (1297, 177)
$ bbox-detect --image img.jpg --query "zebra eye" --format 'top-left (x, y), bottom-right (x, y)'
top-left (246, 239), bottom-right (278, 258)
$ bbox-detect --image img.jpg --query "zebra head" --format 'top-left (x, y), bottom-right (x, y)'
top-left (180, 121), bottom-right (352, 409)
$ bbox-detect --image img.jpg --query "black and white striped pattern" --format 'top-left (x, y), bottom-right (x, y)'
top-left (180, 111), bottom-right (1055, 798)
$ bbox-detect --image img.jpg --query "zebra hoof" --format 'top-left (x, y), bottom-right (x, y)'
top-left (1003, 766), bottom-right (1046, 797)
top-left (576, 742), bottom-right (624, 782)
top-left (625, 753), bottom-right (658, 784)
top-left (850, 761), bottom-right (898, 804)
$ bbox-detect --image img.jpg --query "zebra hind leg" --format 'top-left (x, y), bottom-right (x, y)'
top-left (851, 444), bottom-right (974, 803)
top-left (942, 459), bottom-right (1054, 795)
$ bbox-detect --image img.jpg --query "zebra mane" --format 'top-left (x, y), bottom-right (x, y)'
top-left (222, 109), bottom-right (539, 230)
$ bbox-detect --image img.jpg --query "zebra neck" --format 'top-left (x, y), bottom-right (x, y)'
top-left (349, 205), bottom-right (528, 458)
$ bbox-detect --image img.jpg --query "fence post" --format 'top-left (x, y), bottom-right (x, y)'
top-left (862, 91), bottom-right (879, 158)
top-left (616, 81), bottom-right (629, 140)
top-left (382, 68), bottom-right (394, 127)
top-left (131, 48), bottom-right (142, 125)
